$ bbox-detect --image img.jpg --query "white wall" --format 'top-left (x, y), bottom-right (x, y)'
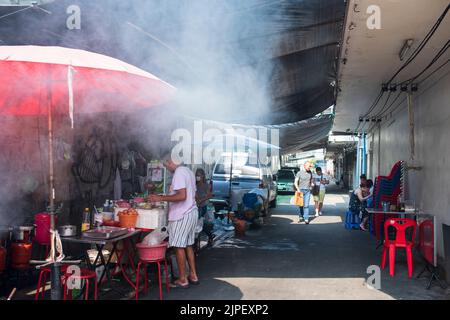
top-left (369, 69), bottom-right (450, 259)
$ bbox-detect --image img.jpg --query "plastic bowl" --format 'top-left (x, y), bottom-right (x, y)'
top-left (136, 242), bottom-right (168, 261)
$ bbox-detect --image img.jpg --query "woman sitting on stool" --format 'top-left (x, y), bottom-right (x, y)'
top-left (348, 182), bottom-right (371, 231)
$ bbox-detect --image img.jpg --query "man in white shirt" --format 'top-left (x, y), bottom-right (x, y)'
top-left (312, 167), bottom-right (329, 217)
top-left (148, 156), bottom-right (199, 288)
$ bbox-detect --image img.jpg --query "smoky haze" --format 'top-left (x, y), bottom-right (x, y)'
top-left (0, 0), bottom-right (291, 226)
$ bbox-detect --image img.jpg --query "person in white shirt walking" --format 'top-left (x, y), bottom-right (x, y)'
top-left (312, 167), bottom-right (329, 217)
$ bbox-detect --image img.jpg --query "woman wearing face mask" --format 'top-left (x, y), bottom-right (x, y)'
top-left (195, 168), bottom-right (212, 218)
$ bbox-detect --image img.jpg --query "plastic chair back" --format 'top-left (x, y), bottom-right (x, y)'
top-left (384, 218), bottom-right (416, 246)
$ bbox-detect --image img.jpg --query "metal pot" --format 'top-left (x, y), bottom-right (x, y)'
top-left (0, 226), bottom-right (12, 246)
top-left (12, 226), bottom-right (34, 243)
top-left (58, 225), bottom-right (77, 237)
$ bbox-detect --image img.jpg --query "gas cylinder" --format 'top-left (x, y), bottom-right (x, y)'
top-left (35, 213), bottom-right (54, 245)
top-left (11, 242), bottom-right (33, 270)
top-left (0, 245), bottom-right (6, 273)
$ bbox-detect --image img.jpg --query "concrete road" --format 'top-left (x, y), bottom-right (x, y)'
top-left (151, 185), bottom-right (450, 300)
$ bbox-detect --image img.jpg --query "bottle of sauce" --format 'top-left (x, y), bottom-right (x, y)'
top-left (82, 208), bottom-right (91, 232)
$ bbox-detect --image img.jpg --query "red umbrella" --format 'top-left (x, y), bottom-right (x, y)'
top-left (0, 45), bottom-right (176, 299)
top-left (0, 46), bottom-right (175, 116)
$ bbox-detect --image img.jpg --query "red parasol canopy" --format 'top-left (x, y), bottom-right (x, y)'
top-left (0, 45), bottom-right (176, 116)
top-left (0, 46), bottom-right (177, 299)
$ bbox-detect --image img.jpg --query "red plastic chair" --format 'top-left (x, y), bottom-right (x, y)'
top-left (381, 218), bottom-right (417, 278)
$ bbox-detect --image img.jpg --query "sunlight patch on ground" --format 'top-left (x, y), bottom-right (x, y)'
top-left (213, 277), bottom-right (395, 300)
top-left (272, 214), bottom-right (343, 224)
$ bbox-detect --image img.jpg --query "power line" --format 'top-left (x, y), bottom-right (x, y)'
top-left (374, 49), bottom-right (450, 120)
top-left (418, 58), bottom-right (450, 84)
top-left (377, 91), bottom-right (402, 119)
top-left (401, 39), bottom-right (450, 85)
top-left (359, 90), bottom-right (384, 119)
top-left (370, 59), bottom-right (450, 130)
top-left (352, 4), bottom-right (450, 132)
top-left (386, 4), bottom-right (450, 85)
top-left (371, 91), bottom-right (392, 119)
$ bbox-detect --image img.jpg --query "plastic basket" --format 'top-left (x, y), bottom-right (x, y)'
top-left (118, 213), bottom-right (138, 228)
top-left (136, 242), bottom-right (168, 261)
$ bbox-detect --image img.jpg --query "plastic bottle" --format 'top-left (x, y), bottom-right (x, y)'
top-left (94, 207), bottom-right (103, 227)
top-left (82, 208), bottom-right (91, 232)
top-left (103, 200), bottom-right (110, 213)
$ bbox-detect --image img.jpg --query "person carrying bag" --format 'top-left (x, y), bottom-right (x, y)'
top-left (290, 191), bottom-right (304, 206)
top-left (294, 161), bottom-right (313, 224)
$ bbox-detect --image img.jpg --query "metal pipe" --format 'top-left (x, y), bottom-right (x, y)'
top-left (47, 73), bottom-right (62, 300)
top-left (362, 130), bottom-right (367, 175)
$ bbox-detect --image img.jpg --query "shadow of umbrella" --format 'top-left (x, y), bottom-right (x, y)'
top-left (0, 45), bottom-right (176, 299)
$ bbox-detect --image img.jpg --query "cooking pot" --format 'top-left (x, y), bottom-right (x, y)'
top-left (12, 226), bottom-right (34, 243)
top-left (58, 225), bottom-right (77, 237)
top-left (0, 226), bottom-right (13, 246)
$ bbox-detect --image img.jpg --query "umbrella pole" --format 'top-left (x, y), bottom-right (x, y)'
top-left (47, 82), bottom-right (62, 300)
top-left (228, 148), bottom-right (233, 215)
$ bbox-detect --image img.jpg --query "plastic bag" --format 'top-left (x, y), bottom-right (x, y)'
top-left (195, 218), bottom-right (204, 234)
top-left (142, 227), bottom-right (169, 246)
top-left (204, 209), bottom-right (215, 224)
top-left (293, 191), bottom-right (304, 206)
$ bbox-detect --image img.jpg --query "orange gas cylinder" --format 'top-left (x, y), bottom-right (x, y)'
top-left (0, 246), bottom-right (6, 273)
top-left (11, 242), bottom-right (33, 270)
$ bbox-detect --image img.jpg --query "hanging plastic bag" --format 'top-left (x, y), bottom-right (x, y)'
top-left (204, 209), bottom-right (215, 224)
top-left (195, 218), bottom-right (204, 234)
top-left (142, 227), bottom-right (169, 246)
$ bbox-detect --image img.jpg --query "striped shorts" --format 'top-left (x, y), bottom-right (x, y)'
top-left (168, 207), bottom-right (199, 248)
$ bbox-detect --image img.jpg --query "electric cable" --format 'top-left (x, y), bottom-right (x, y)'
top-left (352, 4), bottom-right (450, 132)
top-left (386, 4), bottom-right (450, 85)
top-left (371, 91), bottom-right (392, 119)
top-left (400, 38), bottom-right (450, 85)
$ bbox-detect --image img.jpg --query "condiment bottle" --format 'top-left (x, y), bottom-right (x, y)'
top-left (82, 208), bottom-right (91, 232)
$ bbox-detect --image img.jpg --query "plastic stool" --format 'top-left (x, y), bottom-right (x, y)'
top-left (345, 210), bottom-right (361, 230)
top-left (63, 268), bottom-right (98, 300)
top-left (135, 258), bottom-right (170, 300)
top-left (35, 264), bottom-right (70, 300)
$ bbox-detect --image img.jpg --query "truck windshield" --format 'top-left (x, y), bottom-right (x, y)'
top-left (214, 155), bottom-right (259, 176)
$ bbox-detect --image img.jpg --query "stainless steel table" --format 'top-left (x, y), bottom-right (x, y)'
top-left (61, 230), bottom-right (141, 292)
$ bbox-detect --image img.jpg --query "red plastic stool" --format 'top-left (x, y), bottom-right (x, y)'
top-left (62, 268), bottom-right (98, 300)
top-left (135, 258), bottom-right (170, 300)
top-left (380, 218), bottom-right (417, 278)
top-left (35, 264), bottom-right (70, 300)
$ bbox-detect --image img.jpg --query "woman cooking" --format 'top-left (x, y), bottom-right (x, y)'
top-left (195, 168), bottom-right (212, 218)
